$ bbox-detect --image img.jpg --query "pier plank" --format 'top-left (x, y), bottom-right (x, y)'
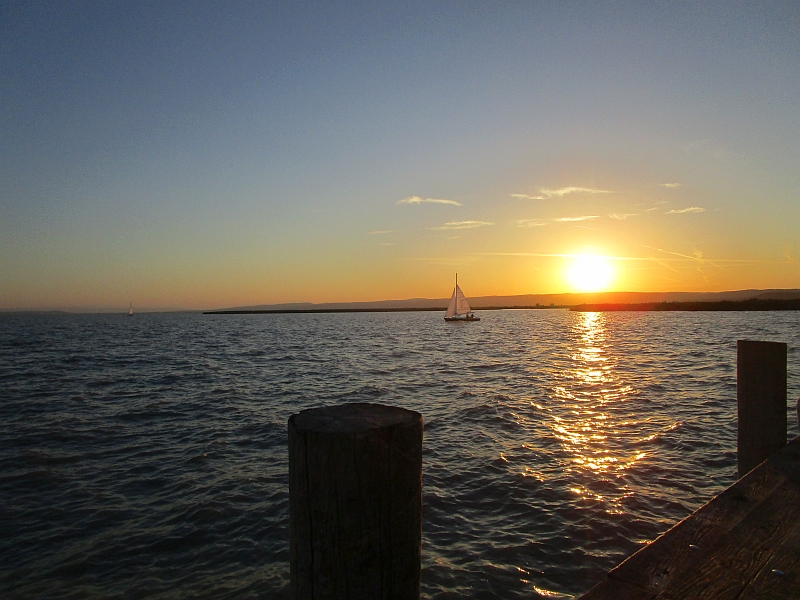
top-left (577, 577), bottom-right (653, 600)
top-left (659, 478), bottom-right (800, 599)
top-left (602, 463), bottom-right (788, 594)
top-left (580, 438), bottom-right (800, 599)
top-left (738, 518), bottom-right (800, 600)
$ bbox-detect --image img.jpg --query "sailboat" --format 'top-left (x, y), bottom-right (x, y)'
top-left (444, 274), bottom-right (480, 322)
top-left (128, 302), bottom-right (133, 317)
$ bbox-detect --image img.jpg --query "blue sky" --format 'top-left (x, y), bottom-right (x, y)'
top-left (2, 1), bottom-right (799, 309)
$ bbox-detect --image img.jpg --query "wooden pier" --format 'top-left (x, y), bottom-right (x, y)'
top-left (581, 340), bottom-right (795, 599)
top-left (579, 436), bottom-right (800, 599)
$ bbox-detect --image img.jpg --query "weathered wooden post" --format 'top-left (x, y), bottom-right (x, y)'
top-left (737, 340), bottom-right (787, 477)
top-left (289, 402), bottom-right (423, 600)
top-left (797, 396), bottom-right (800, 430)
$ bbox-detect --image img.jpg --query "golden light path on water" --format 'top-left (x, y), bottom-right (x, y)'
top-left (549, 312), bottom-right (645, 509)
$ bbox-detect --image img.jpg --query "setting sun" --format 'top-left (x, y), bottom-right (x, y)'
top-left (565, 255), bottom-right (614, 292)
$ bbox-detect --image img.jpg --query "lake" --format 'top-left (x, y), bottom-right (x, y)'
top-left (1, 309), bottom-right (798, 598)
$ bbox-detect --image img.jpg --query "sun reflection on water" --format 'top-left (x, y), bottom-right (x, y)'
top-left (571, 311), bottom-right (611, 387)
top-left (548, 311), bottom-right (647, 496)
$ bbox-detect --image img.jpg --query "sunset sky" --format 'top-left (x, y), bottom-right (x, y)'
top-left (2, 2), bottom-right (799, 310)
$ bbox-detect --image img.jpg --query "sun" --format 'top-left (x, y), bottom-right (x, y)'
top-left (565, 254), bottom-right (614, 292)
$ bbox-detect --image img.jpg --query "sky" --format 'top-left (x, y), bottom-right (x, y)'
top-left (1, 1), bottom-right (799, 310)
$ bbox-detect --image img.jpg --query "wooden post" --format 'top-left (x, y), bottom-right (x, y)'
top-left (737, 340), bottom-right (787, 477)
top-left (289, 403), bottom-right (423, 600)
top-left (797, 396), bottom-right (800, 431)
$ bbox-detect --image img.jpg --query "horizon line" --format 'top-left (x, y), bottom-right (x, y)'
top-left (4, 287), bottom-right (798, 314)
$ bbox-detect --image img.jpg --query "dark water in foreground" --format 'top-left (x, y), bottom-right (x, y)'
top-left (1, 309), bottom-right (798, 599)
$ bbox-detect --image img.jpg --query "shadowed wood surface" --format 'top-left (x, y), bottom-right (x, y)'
top-left (289, 403), bottom-right (423, 600)
top-left (580, 437), bottom-right (800, 599)
top-left (737, 340), bottom-right (787, 477)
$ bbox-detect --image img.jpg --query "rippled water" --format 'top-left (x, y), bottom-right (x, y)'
top-left (1, 309), bottom-right (798, 599)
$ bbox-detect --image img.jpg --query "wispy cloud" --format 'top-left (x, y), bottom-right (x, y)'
top-left (482, 250), bottom-right (775, 266)
top-left (511, 193), bottom-right (547, 200)
top-left (665, 207), bottom-right (705, 214)
top-left (540, 187), bottom-right (613, 197)
top-left (481, 252), bottom-right (648, 260)
top-left (552, 215), bottom-right (600, 222)
top-left (431, 220), bottom-right (494, 230)
top-left (397, 196), bottom-right (461, 206)
top-left (368, 230), bottom-right (393, 235)
top-left (405, 255), bottom-right (481, 264)
top-left (513, 215), bottom-right (600, 227)
top-left (641, 246), bottom-right (708, 262)
top-left (609, 213), bottom-right (636, 220)
top-left (511, 187), bottom-right (613, 200)
top-left (659, 183), bottom-right (682, 188)
top-left (515, 219), bottom-right (547, 227)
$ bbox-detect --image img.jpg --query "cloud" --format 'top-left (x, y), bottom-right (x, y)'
top-left (511, 193), bottom-right (547, 200)
top-left (484, 249), bottom-right (775, 266)
top-left (665, 207), bottom-right (705, 214)
top-left (397, 196), bottom-right (461, 206)
top-left (552, 215), bottom-right (599, 222)
top-left (431, 220), bottom-right (494, 230)
top-left (514, 215), bottom-right (600, 226)
top-left (659, 183), bottom-right (682, 188)
top-left (405, 255), bottom-right (481, 264)
top-left (368, 230), bottom-right (393, 235)
top-left (539, 187), bottom-right (613, 197)
top-left (511, 187), bottom-right (613, 200)
top-left (609, 213), bottom-right (636, 220)
top-left (515, 219), bottom-right (547, 227)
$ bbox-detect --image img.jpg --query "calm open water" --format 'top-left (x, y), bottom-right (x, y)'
top-left (1, 309), bottom-right (798, 599)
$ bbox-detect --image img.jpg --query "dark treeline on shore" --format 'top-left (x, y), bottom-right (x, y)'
top-left (570, 298), bottom-right (800, 312)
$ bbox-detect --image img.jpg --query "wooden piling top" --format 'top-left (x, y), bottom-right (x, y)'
top-left (290, 402), bottom-right (421, 434)
top-left (580, 436), bottom-right (800, 599)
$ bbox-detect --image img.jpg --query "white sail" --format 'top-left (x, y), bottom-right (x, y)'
top-left (455, 286), bottom-right (471, 314)
top-left (445, 288), bottom-right (458, 317)
top-left (445, 285), bottom-right (471, 317)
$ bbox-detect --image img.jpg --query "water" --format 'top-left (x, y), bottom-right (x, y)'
top-left (1, 309), bottom-right (798, 599)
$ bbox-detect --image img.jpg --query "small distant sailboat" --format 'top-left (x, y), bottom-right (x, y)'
top-left (444, 274), bottom-right (480, 322)
top-left (128, 302), bottom-right (133, 317)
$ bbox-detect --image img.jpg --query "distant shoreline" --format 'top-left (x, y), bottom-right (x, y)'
top-left (202, 305), bottom-right (567, 315)
top-left (570, 299), bottom-right (800, 312)
top-left (4, 288), bottom-right (798, 314)
top-left (204, 298), bottom-right (800, 315)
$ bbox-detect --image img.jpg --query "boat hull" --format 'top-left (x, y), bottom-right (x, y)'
top-left (444, 316), bottom-right (480, 322)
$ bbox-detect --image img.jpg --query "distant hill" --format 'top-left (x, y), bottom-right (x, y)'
top-left (221, 289), bottom-right (800, 312)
